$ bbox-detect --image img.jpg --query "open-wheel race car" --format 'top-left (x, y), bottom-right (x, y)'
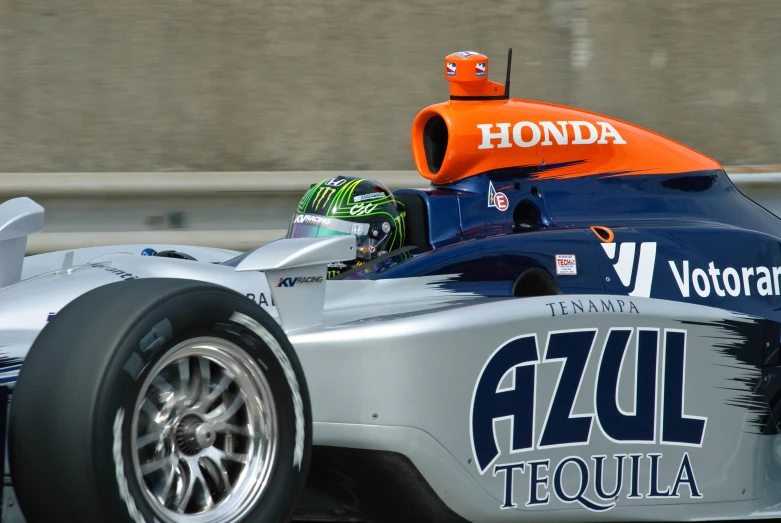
top-left (3, 49), bottom-right (781, 523)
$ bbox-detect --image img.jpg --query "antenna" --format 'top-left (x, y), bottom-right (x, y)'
top-left (504, 48), bottom-right (513, 100)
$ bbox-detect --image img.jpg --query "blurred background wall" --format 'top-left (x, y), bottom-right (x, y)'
top-left (1, 0), bottom-right (780, 173)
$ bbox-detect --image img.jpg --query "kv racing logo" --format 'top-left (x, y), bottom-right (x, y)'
top-left (276, 276), bottom-right (323, 287)
top-left (477, 121), bottom-right (626, 150)
top-left (602, 242), bottom-right (657, 298)
top-left (294, 214), bottom-right (332, 225)
top-left (470, 328), bottom-right (705, 511)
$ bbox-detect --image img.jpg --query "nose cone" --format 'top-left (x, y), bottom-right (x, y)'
top-left (0, 267), bottom-right (117, 331)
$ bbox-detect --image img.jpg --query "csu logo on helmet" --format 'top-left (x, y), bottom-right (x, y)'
top-left (476, 121), bottom-right (626, 149)
top-left (470, 328), bottom-right (705, 511)
top-left (349, 202), bottom-right (379, 216)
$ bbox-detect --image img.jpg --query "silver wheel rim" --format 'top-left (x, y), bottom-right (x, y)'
top-left (130, 336), bottom-right (277, 523)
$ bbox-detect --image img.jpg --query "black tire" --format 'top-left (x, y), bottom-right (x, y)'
top-left (9, 278), bottom-right (312, 523)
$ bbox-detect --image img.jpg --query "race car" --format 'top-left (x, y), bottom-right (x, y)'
top-left (1, 49), bottom-right (781, 523)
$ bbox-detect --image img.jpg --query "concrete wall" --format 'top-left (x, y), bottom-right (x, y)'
top-left (1, 0), bottom-right (779, 172)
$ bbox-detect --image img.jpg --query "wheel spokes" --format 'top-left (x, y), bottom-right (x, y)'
top-left (141, 454), bottom-right (176, 476)
top-left (205, 392), bottom-right (245, 424)
top-left (157, 460), bottom-right (177, 504)
top-left (193, 372), bottom-right (234, 414)
top-left (199, 358), bottom-right (212, 401)
top-left (132, 340), bottom-right (278, 521)
top-left (136, 429), bottom-right (164, 449)
top-left (173, 458), bottom-right (197, 513)
top-left (200, 447), bottom-right (232, 493)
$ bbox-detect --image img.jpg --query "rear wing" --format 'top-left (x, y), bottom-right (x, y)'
top-left (235, 235), bottom-right (356, 332)
top-left (0, 198), bottom-right (44, 289)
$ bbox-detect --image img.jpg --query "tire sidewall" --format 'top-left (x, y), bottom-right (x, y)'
top-left (90, 289), bottom-right (311, 523)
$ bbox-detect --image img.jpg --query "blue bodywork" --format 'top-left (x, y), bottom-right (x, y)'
top-left (345, 168), bottom-right (781, 323)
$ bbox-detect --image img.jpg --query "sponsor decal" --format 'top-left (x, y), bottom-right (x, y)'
top-left (494, 193), bottom-right (509, 211)
top-left (555, 254), bottom-right (577, 275)
top-left (602, 242), bottom-right (656, 298)
top-left (324, 177), bottom-right (347, 187)
top-left (669, 260), bottom-right (781, 298)
top-left (477, 121), bottom-right (626, 150)
top-left (87, 263), bottom-right (139, 280)
top-left (47, 312), bottom-right (56, 322)
top-left (246, 292), bottom-right (275, 307)
top-left (141, 248), bottom-right (156, 256)
top-left (488, 181), bottom-right (509, 211)
top-left (311, 186), bottom-right (336, 211)
top-left (476, 62), bottom-right (486, 77)
top-left (349, 202), bottom-right (378, 216)
top-left (603, 240), bottom-right (781, 300)
top-left (546, 299), bottom-right (639, 317)
top-left (276, 276), bottom-right (324, 287)
top-left (353, 192), bottom-right (385, 202)
top-left (471, 328), bottom-right (705, 511)
top-left (492, 453), bottom-right (699, 511)
top-left (294, 214), bottom-right (332, 226)
top-left (446, 62), bottom-right (457, 76)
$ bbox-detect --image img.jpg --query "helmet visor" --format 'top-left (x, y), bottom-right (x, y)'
top-left (287, 214), bottom-right (374, 259)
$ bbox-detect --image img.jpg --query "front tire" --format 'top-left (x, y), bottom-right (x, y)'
top-left (9, 278), bottom-right (311, 523)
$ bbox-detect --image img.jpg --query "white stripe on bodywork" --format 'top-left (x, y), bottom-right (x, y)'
top-left (629, 242), bottom-right (657, 298)
top-left (613, 242), bottom-right (636, 287)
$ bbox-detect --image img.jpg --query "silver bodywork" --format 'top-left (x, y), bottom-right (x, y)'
top-left (2, 199), bottom-right (781, 522)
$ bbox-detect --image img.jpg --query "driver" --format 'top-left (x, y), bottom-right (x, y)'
top-left (287, 176), bottom-right (406, 278)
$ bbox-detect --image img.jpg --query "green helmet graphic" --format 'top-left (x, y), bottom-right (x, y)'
top-left (288, 176), bottom-right (406, 277)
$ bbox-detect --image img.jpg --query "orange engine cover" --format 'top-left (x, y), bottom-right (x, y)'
top-left (413, 54), bottom-right (721, 185)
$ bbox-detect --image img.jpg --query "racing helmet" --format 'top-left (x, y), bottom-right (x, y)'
top-left (287, 176), bottom-right (406, 276)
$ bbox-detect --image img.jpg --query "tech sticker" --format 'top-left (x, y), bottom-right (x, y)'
top-left (555, 254), bottom-right (577, 275)
top-left (475, 62), bottom-right (486, 77)
top-left (446, 62), bottom-right (457, 76)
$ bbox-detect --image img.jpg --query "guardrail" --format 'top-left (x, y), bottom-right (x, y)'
top-left (4, 166), bottom-right (780, 254)
top-left (0, 171), bottom-right (426, 196)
